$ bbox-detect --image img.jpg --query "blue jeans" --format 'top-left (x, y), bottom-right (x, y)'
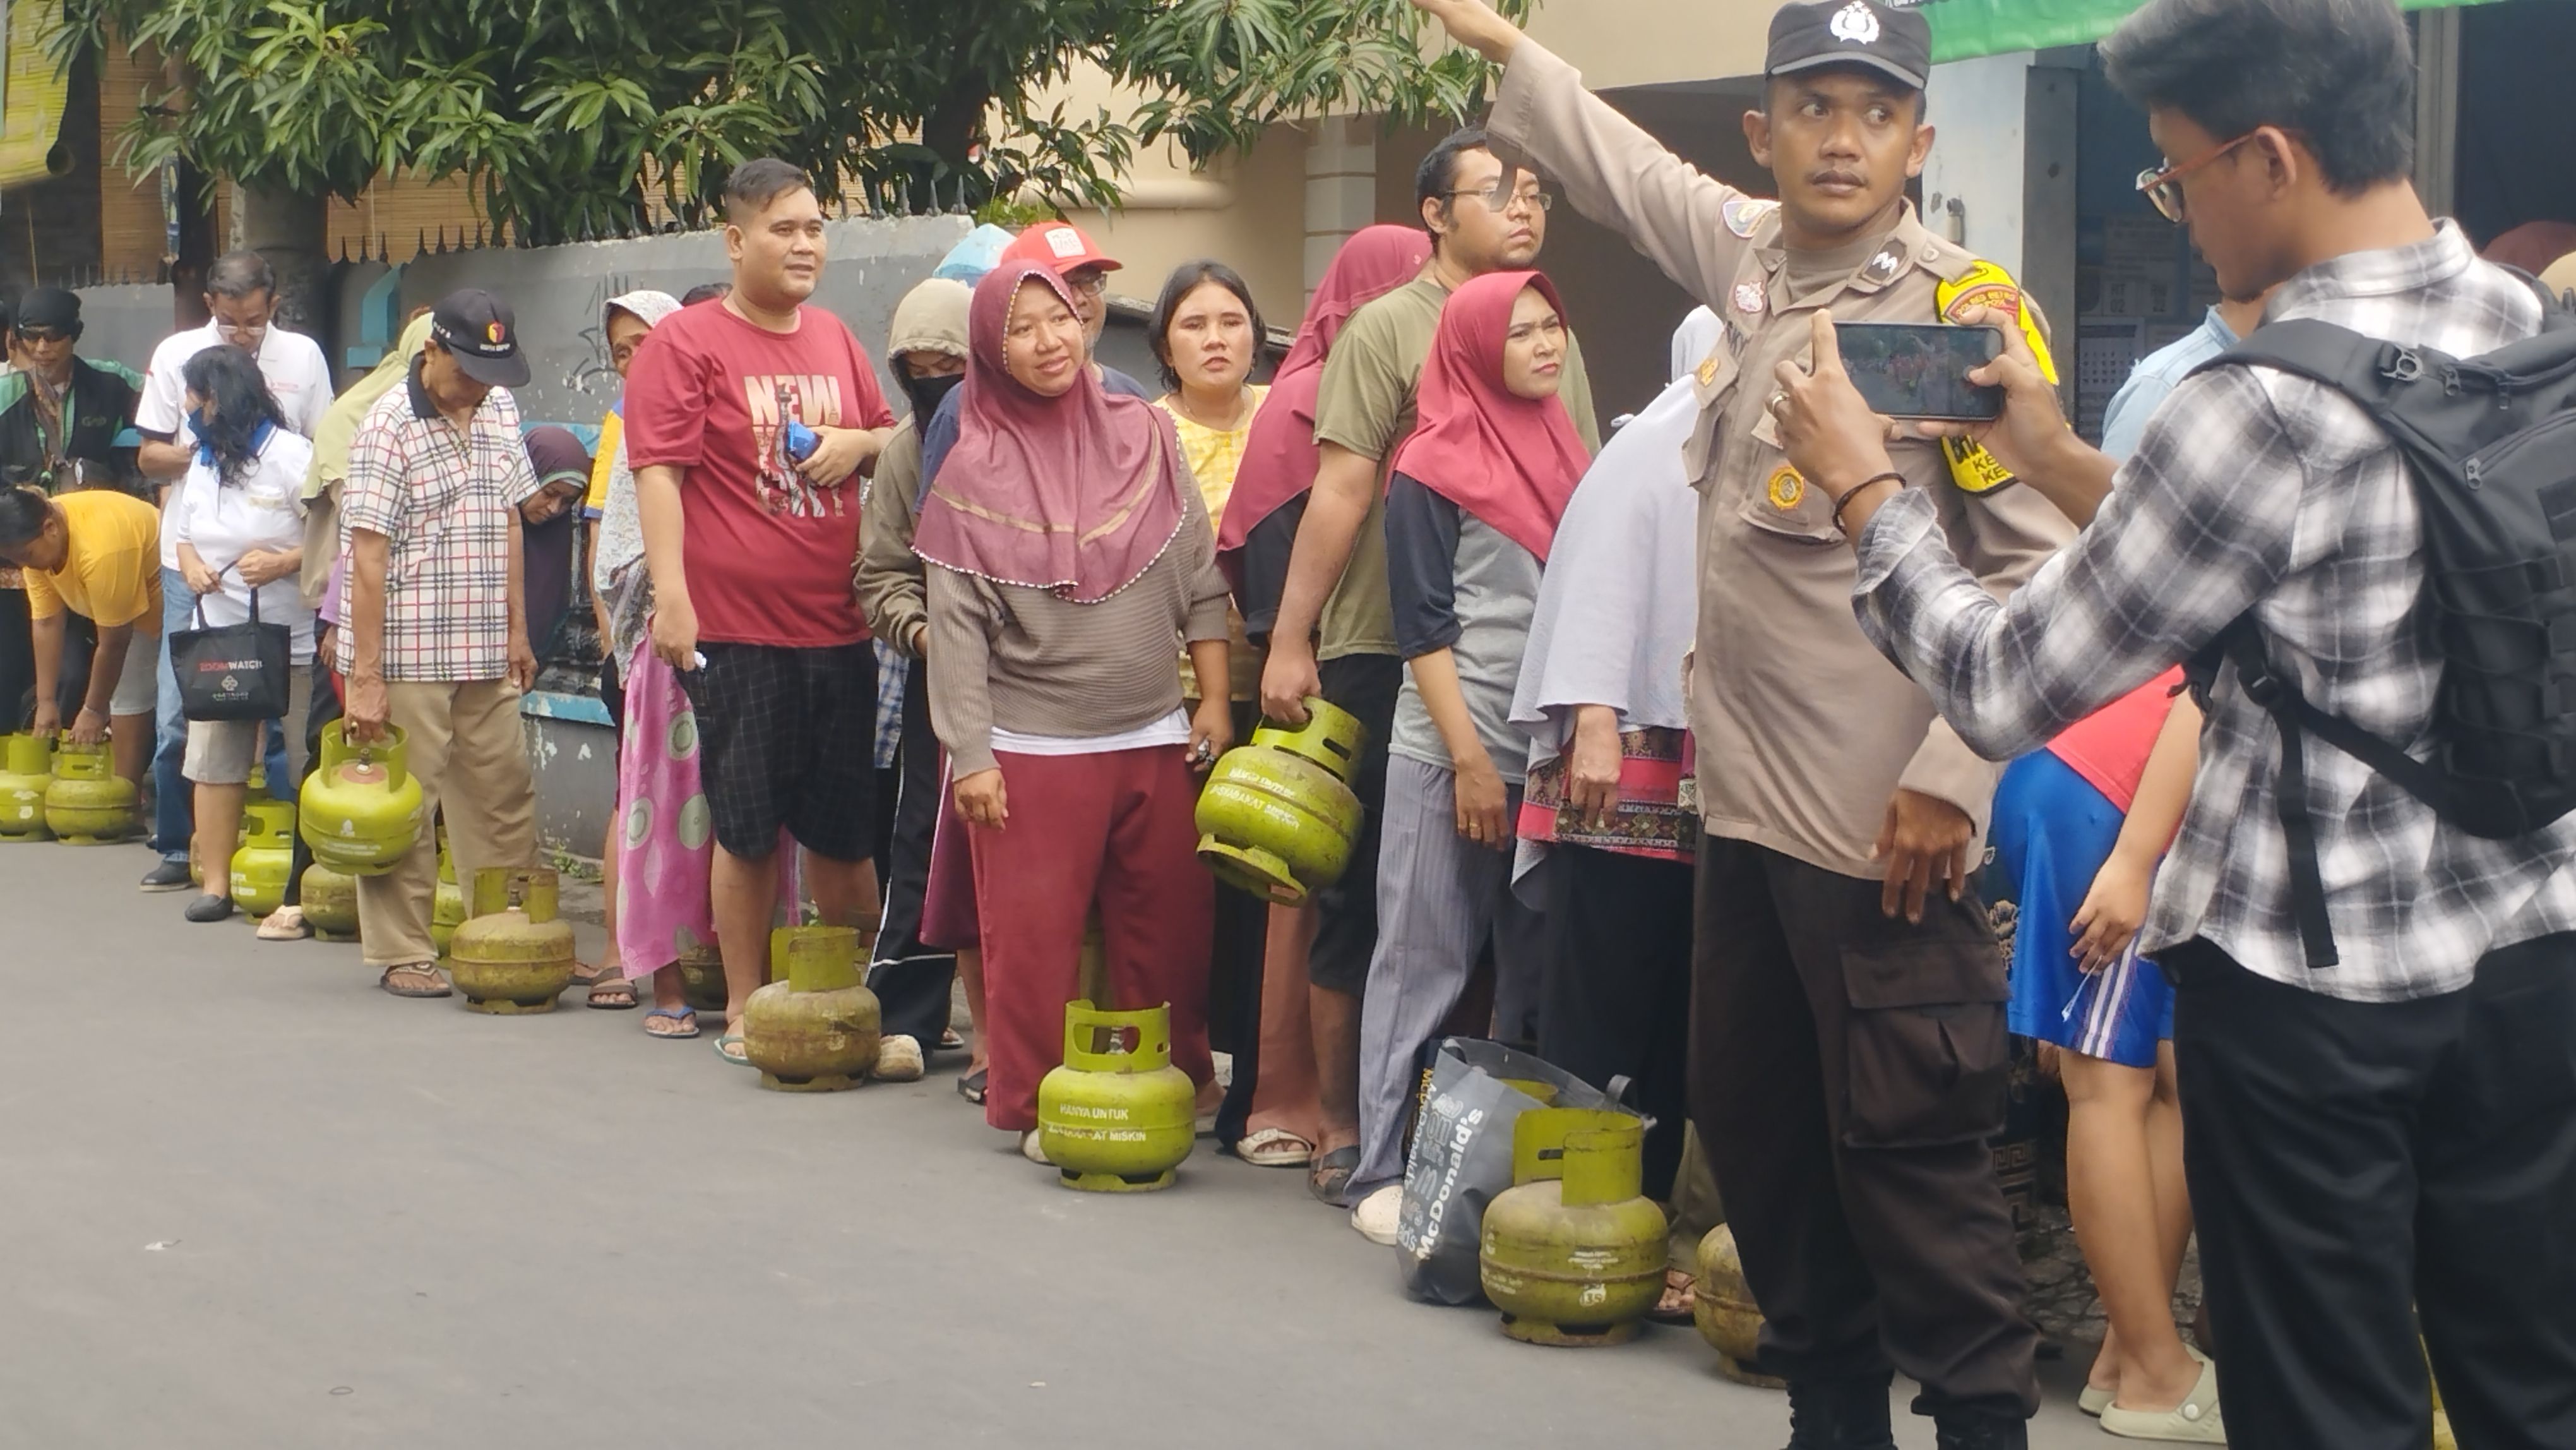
top-left (153, 566), bottom-right (290, 862)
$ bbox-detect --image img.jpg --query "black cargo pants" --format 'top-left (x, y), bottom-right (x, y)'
top-left (1691, 834), bottom-right (2038, 1420)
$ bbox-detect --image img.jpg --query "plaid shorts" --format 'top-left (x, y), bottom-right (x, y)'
top-left (685, 641), bottom-right (877, 864)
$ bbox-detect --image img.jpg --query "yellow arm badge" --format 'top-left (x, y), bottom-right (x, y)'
top-left (1936, 261), bottom-right (2059, 496)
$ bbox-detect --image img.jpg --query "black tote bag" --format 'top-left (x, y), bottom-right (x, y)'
top-left (169, 578), bottom-right (293, 722)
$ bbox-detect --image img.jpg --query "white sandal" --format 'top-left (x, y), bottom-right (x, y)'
top-left (1236, 1127), bottom-right (1315, 1168)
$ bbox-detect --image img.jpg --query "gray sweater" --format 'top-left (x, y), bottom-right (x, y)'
top-left (926, 474), bottom-right (1231, 777)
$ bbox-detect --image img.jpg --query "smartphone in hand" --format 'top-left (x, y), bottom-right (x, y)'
top-left (1836, 322), bottom-right (2005, 421)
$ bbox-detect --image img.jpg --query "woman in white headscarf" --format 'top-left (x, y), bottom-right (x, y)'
top-left (581, 290), bottom-right (685, 1021)
top-left (1510, 306), bottom-right (1718, 1261)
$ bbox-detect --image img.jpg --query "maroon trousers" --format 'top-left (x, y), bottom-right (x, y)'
top-left (970, 745), bottom-right (1215, 1132)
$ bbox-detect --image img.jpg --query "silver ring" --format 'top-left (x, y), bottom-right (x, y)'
top-left (1768, 390), bottom-right (1789, 413)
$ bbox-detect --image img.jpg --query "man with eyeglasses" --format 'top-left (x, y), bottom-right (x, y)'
top-left (1409, 0), bottom-right (2077, 1444)
top-left (1256, 123), bottom-right (1602, 1243)
top-left (129, 249), bottom-right (336, 894)
top-left (0, 289), bottom-right (147, 733)
top-left (1767, 0), bottom-right (2576, 1443)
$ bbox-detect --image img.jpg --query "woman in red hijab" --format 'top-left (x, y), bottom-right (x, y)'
top-left (1344, 270), bottom-right (1591, 1236)
top-left (917, 261), bottom-right (1236, 1161)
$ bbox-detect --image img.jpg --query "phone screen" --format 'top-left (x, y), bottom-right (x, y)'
top-left (1836, 323), bottom-right (2005, 421)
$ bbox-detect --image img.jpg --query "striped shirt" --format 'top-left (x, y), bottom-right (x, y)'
top-left (1852, 222), bottom-right (2575, 1002)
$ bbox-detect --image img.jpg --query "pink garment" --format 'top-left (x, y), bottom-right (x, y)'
top-left (911, 262), bottom-right (1187, 602)
top-left (1390, 270), bottom-right (1590, 563)
top-left (614, 638), bottom-right (801, 973)
top-left (2043, 667), bottom-right (2185, 814)
top-left (921, 752), bottom-right (981, 950)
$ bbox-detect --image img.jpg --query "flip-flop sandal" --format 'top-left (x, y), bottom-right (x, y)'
top-left (937, 1028), bottom-right (967, 1052)
top-left (1236, 1127), bottom-right (1316, 1168)
top-left (256, 906), bottom-right (311, 942)
top-left (570, 961), bottom-right (617, 986)
top-left (378, 963), bottom-right (452, 998)
top-left (585, 978), bottom-right (640, 1010)
top-left (1307, 1146), bottom-right (1359, 1204)
top-left (713, 1031), bottom-right (752, 1066)
top-left (1646, 1270), bottom-right (1698, 1326)
top-left (643, 1006), bottom-right (700, 1039)
top-left (957, 1067), bottom-right (987, 1105)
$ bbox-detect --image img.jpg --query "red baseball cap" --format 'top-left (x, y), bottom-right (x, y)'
top-left (1000, 221), bottom-right (1121, 277)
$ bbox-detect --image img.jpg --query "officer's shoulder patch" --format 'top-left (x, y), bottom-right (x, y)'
top-left (1938, 258), bottom-right (2026, 325)
top-left (1723, 196), bottom-right (1780, 239)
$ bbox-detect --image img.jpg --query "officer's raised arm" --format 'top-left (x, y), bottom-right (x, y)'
top-left (1412, 0), bottom-right (1756, 311)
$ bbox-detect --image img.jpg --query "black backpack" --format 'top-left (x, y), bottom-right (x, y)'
top-left (2183, 283), bottom-right (2576, 968)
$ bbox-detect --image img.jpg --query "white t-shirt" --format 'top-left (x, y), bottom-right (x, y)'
top-left (169, 428), bottom-right (319, 662)
top-left (137, 321), bottom-right (336, 570)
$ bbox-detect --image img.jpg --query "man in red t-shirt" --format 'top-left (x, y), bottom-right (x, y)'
top-left (624, 157), bottom-right (897, 1063)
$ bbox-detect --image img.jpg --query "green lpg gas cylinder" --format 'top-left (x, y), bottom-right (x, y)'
top-left (1479, 1108), bottom-right (1667, 1348)
top-left (742, 926), bottom-right (883, 1092)
top-left (44, 736), bottom-right (137, 843)
top-left (0, 733), bottom-right (54, 840)
top-left (230, 782), bottom-right (297, 918)
top-left (430, 837), bottom-right (465, 961)
top-left (676, 939), bottom-right (730, 1013)
top-left (299, 722), bottom-right (424, 875)
top-left (1194, 697), bottom-right (1366, 906)
top-left (1036, 1000), bottom-right (1196, 1192)
top-left (300, 863), bottom-right (361, 941)
top-left (1694, 1224), bottom-right (1784, 1388)
top-left (446, 866), bottom-right (576, 1014)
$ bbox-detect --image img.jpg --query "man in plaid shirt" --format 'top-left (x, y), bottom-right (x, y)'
top-left (340, 289), bottom-right (542, 999)
top-left (1769, 0), bottom-right (2576, 1444)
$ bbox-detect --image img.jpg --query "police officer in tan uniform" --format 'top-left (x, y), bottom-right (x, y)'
top-left (1414, 1), bottom-right (2073, 1446)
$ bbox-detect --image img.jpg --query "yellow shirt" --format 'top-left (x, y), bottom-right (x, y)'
top-left (1155, 386), bottom-right (1269, 703)
top-left (1155, 385), bottom-right (1268, 524)
top-left (23, 489), bottom-right (162, 633)
top-left (585, 408), bottom-right (623, 515)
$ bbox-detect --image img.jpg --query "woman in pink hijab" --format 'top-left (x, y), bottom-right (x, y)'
top-left (917, 261), bottom-right (1237, 1163)
top-left (1219, 225), bottom-right (1431, 629)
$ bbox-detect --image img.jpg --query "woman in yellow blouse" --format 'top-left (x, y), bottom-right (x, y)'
top-left (1148, 261), bottom-right (1291, 1162)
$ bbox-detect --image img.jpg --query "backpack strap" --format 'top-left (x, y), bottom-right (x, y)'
top-left (2201, 619), bottom-right (2341, 969)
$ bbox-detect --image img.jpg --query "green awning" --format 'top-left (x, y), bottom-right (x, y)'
top-left (1924, 0), bottom-right (2487, 62)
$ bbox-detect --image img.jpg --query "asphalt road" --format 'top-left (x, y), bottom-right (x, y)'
top-left (2, 841), bottom-right (2112, 1447)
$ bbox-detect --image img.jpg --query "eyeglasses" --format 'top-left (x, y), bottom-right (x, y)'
top-left (1446, 183), bottom-right (1554, 215)
top-left (1063, 269), bottom-right (1109, 297)
top-left (2135, 131), bottom-right (2261, 223)
top-left (213, 318), bottom-right (270, 345)
top-left (13, 328), bottom-right (71, 345)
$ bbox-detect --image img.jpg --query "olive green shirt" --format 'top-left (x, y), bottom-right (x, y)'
top-left (1308, 276), bottom-right (1600, 661)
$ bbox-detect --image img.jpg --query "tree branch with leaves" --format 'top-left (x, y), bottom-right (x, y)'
top-left (57, 0), bottom-right (1529, 245)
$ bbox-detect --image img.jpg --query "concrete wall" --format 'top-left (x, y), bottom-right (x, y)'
top-left (395, 213), bottom-right (973, 429)
top-left (73, 212), bottom-right (972, 432)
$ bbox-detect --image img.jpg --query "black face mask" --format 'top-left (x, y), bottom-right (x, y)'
top-left (901, 370), bottom-right (964, 422)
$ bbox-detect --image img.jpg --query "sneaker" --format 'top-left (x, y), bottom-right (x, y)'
top-left (140, 858), bottom-right (194, 892)
top-left (872, 1034), bottom-right (926, 1082)
top-left (184, 895), bottom-right (237, 924)
top-left (1350, 1183), bottom-right (1402, 1245)
top-left (2099, 1351), bottom-right (2224, 1444)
